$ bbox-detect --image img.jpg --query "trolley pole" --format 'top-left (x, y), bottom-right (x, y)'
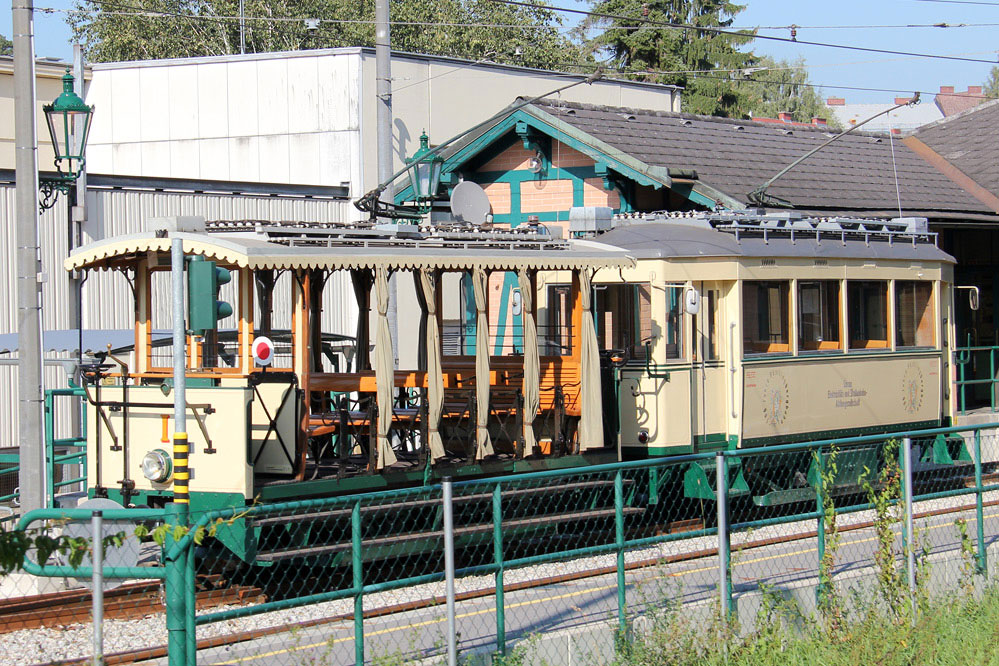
top-left (443, 477), bottom-right (457, 666)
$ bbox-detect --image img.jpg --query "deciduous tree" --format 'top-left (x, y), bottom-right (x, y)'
top-left (0, 33), bottom-right (13, 56)
top-left (68, 0), bottom-right (582, 70)
top-left (740, 56), bottom-right (839, 127)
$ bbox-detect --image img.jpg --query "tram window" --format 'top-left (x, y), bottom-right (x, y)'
top-left (544, 284), bottom-right (573, 356)
top-left (896, 281), bottom-right (934, 347)
top-left (594, 283), bottom-right (652, 360)
top-left (847, 280), bottom-right (889, 349)
top-left (693, 289), bottom-right (719, 360)
top-left (798, 281), bottom-right (841, 351)
top-left (743, 281), bottom-right (790, 354)
top-left (664, 286), bottom-right (684, 360)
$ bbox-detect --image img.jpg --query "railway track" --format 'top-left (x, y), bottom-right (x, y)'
top-left (1, 577), bottom-right (264, 635)
top-left (27, 495), bottom-right (998, 666)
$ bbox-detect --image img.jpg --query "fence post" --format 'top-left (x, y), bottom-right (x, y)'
top-left (614, 469), bottom-right (626, 638)
top-left (185, 529), bottom-right (197, 666)
top-left (352, 500), bottom-right (364, 666)
top-left (815, 449), bottom-right (827, 602)
top-left (443, 478), bottom-right (457, 666)
top-left (716, 452), bottom-right (731, 622)
top-left (492, 481), bottom-right (505, 656)
top-left (902, 436), bottom-right (916, 620)
top-left (974, 429), bottom-right (987, 574)
top-left (91, 510), bottom-right (103, 666)
top-left (44, 391), bottom-right (54, 509)
top-left (164, 503), bottom-right (187, 666)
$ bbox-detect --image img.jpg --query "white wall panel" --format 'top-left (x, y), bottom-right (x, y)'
top-left (227, 136), bottom-right (260, 182)
top-left (168, 140), bottom-right (200, 179)
top-left (256, 59), bottom-right (290, 136)
top-left (111, 142), bottom-right (141, 174)
top-left (287, 57), bottom-right (320, 134)
top-left (258, 134), bottom-right (290, 184)
top-left (109, 70), bottom-right (141, 144)
top-left (138, 67), bottom-right (171, 142)
top-left (196, 63), bottom-right (229, 139)
top-left (167, 65), bottom-right (201, 141)
top-left (226, 61), bottom-right (259, 138)
top-left (140, 141), bottom-right (173, 178)
top-left (289, 132), bottom-right (321, 185)
top-left (198, 138), bottom-right (230, 181)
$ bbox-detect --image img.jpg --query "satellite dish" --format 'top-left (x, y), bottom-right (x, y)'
top-left (61, 498), bottom-right (141, 590)
top-left (450, 181), bottom-right (492, 225)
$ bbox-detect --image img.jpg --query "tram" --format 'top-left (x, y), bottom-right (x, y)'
top-left (64, 208), bottom-right (964, 562)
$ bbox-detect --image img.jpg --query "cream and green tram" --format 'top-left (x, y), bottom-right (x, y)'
top-left (575, 210), bottom-right (962, 504)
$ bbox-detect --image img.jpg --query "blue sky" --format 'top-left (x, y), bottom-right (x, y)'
top-left (4, 1), bottom-right (998, 104)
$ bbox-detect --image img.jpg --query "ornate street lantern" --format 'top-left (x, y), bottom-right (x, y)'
top-left (406, 131), bottom-right (444, 212)
top-left (40, 68), bottom-right (94, 210)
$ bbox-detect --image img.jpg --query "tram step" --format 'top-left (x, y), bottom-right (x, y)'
top-left (254, 506), bottom-right (645, 563)
top-left (682, 458), bottom-right (749, 501)
top-left (248, 478), bottom-right (635, 528)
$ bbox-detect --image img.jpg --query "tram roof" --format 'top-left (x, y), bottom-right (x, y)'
top-left (595, 222), bottom-right (955, 263)
top-left (64, 231), bottom-right (634, 272)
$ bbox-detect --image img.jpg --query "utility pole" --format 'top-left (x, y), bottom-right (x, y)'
top-left (375, 0), bottom-right (399, 367)
top-left (13, 0), bottom-right (46, 515)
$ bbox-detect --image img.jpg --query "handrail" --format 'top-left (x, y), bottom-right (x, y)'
top-left (953, 341), bottom-right (999, 414)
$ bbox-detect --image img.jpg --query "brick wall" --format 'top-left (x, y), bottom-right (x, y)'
top-left (583, 177), bottom-right (620, 208)
top-left (520, 179), bottom-right (574, 213)
top-left (481, 182), bottom-right (512, 215)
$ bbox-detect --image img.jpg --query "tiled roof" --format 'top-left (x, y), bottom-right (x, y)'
top-left (912, 99), bottom-right (999, 198)
top-left (534, 100), bottom-right (992, 216)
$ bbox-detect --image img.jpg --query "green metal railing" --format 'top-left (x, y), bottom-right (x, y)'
top-left (15, 420), bottom-right (999, 665)
top-left (0, 387), bottom-right (87, 521)
top-left (954, 343), bottom-right (999, 414)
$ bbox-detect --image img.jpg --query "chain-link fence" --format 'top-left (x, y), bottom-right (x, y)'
top-left (7, 422), bottom-right (999, 666)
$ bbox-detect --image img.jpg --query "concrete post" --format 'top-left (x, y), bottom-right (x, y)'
top-left (13, 0), bottom-right (47, 515)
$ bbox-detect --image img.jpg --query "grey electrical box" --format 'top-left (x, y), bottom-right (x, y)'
top-left (569, 207), bottom-right (614, 233)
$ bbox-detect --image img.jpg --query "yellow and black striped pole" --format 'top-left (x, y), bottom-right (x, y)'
top-left (172, 431), bottom-right (189, 504)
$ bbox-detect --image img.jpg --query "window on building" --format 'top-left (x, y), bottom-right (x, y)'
top-left (743, 281), bottom-right (790, 354)
top-left (848, 280), bottom-right (888, 348)
top-left (594, 283), bottom-right (652, 360)
top-left (896, 281), bottom-right (934, 347)
top-left (798, 281), bottom-right (841, 351)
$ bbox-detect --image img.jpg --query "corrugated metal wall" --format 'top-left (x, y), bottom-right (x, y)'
top-left (0, 180), bottom-right (358, 447)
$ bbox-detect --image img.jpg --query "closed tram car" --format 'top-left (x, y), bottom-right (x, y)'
top-left (65, 209), bottom-right (963, 562)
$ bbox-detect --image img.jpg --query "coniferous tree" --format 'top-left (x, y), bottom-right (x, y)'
top-left (984, 65), bottom-right (999, 98)
top-left (583, 0), bottom-right (755, 116)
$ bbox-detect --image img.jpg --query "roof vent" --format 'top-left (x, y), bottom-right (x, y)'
top-left (870, 137), bottom-right (883, 144)
top-left (679, 119), bottom-right (693, 127)
top-left (782, 129), bottom-right (793, 136)
top-left (565, 108), bottom-right (576, 116)
top-left (734, 125), bottom-right (745, 131)
top-left (618, 113), bottom-right (636, 121)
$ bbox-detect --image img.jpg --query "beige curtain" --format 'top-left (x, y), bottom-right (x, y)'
top-left (578, 270), bottom-right (604, 451)
top-left (518, 270), bottom-right (539, 457)
top-left (374, 267), bottom-right (398, 468)
top-left (419, 270), bottom-right (446, 461)
top-left (472, 268), bottom-right (494, 459)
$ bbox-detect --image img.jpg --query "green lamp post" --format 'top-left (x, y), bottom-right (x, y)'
top-left (406, 131), bottom-right (444, 213)
top-left (40, 68), bottom-right (95, 211)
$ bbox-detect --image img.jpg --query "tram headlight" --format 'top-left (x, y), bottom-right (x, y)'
top-left (141, 449), bottom-right (173, 483)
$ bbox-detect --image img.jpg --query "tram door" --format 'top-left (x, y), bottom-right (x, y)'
top-left (689, 284), bottom-right (728, 452)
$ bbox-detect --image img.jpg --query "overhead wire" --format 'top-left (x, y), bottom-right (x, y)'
top-left (484, 0), bottom-right (999, 64)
